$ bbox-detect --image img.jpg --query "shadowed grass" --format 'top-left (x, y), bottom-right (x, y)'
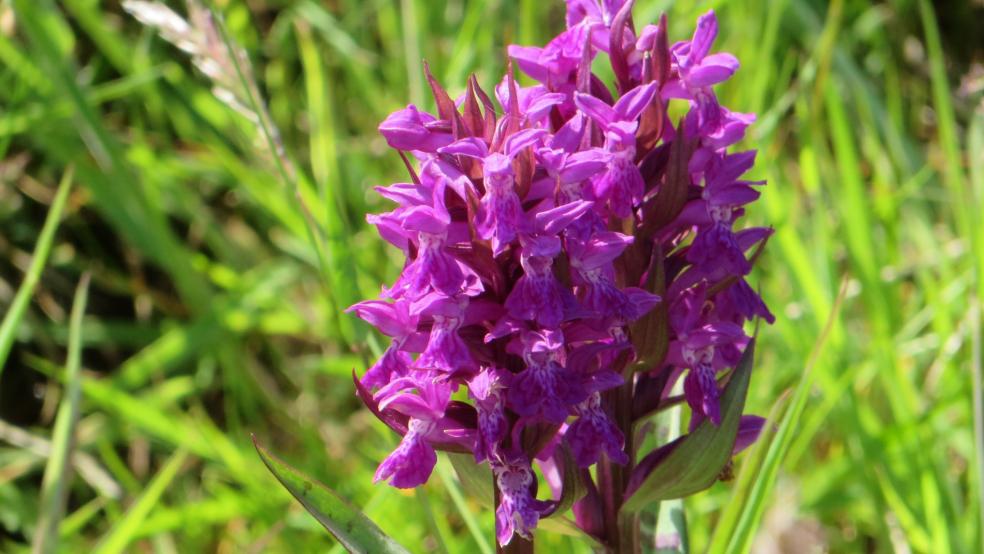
top-left (32, 273), bottom-right (90, 554)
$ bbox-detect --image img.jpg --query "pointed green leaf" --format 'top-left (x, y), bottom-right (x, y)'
top-left (447, 453), bottom-right (494, 509)
top-left (706, 390), bottom-right (791, 554)
top-left (622, 340), bottom-right (756, 513)
top-left (253, 438), bottom-right (410, 554)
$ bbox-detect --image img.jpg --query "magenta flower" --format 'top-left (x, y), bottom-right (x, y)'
top-left (574, 82), bottom-right (658, 217)
top-left (492, 454), bottom-right (550, 545)
top-left (567, 392), bottom-right (628, 466)
top-left (439, 129), bottom-right (547, 254)
top-left (378, 104), bottom-right (454, 152)
top-left (507, 329), bottom-right (587, 424)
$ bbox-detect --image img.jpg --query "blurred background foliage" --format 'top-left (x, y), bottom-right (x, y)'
top-left (0, 0), bottom-right (981, 552)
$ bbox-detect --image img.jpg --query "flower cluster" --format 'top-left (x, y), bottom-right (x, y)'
top-left (352, 2), bottom-right (773, 546)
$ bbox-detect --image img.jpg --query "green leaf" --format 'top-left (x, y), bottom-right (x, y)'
top-left (253, 437), bottom-right (410, 554)
top-left (546, 445), bottom-right (586, 518)
top-left (621, 340), bottom-right (756, 513)
top-left (705, 390), bottom-right (791, 553)
top-left (447, 453), bottom-right (494, 509)
top-left (537, 516), bottom-right (602, 545)
top-left (434, 457), bottom-right (494, 554)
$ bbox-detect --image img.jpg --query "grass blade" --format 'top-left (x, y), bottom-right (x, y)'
top-left (32, 272), bottom-right (90, 554)
top-left (93, 449), bottom-right (189, 554)
top-left (705, 389), bottom-right (792, 553)
top-left (711, 278), bottom-right (848, 554)
top-left (253, 436), bottom-right (411, 554)
top-left (0, 166), bottom-right (73, 378)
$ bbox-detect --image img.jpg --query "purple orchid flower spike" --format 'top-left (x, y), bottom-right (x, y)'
top-left (565, 0), bottom-right (632, 53)
top-left (662, 10), bottom-right (742, 136)
top-left (575, 81), bottom-right (658, 217)
top-left (494, 81), bottom-right (568, 127)
top-left (673, 11), bottom-right (739, 88)
top-left (355, 6), bottom-right (773, 549)
top-left (719, 276), bottom-right (776, 324)
top-left (411, 293), bottom-right (477, 376)
top-left (439, 129), bottom-right (547, 255)
top-left (567, 230), bottom-right (661, 322)
top-left (667, 286), bottom-right (748, 425)
top-left (537, 114), bottom-right (610, 201)
top-left (509, 24), bottom-right (593, 87)
top-left (469, 367), bottom-right (512, 463)
top-left (681, 346), bottom-right (722, 425)
top-left (508, 329), bottom-right (588, 424)
top-left (686, 150), bottom-right (765, 279)
top-left (421, 155), bottom-right (477, 202)
top-left (688, 105), bottom-right (756, 151)
top-left (388, 195), bottom-right (472, 300)
top-left (535, 114), bottom-right (610, 238)
top-left (373, 418), bottom-right (441, 488)
top-left (568, 340), bottom-right (627, 394)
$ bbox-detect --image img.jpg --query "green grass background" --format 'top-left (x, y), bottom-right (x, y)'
top-left (0, 0), bottom-right (981, 552)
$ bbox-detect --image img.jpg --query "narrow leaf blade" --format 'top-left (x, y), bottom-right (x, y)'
top-left (0, 166), bottom-right (73, 377)
top-left (715, 278), bottom-right (848, 554)
top-left (253, 437), bottom-right (410, 554)
top-left (32, 273), bottom-right (90, 554)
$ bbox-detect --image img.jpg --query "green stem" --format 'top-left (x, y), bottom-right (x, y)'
top-left (602, 362), bottom-right (640, 553)
top-left (500, 536), bottom-right (534, 554)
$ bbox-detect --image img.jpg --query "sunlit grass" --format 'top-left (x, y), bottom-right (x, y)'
top-left (0, 0), bottom-right (978, 552)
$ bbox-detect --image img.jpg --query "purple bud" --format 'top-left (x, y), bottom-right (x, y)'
top-left (378, 105), bottom-right (454, 152)
top-left (733, 415), bottom-right (765, 454)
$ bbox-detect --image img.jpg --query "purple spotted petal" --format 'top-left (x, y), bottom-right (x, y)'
top-left (374, 420), bottom-right (439, 488)
top-left (684, 363), bottom-right (721, 425)
top-left (567, 400), bottom-right (628, 467)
